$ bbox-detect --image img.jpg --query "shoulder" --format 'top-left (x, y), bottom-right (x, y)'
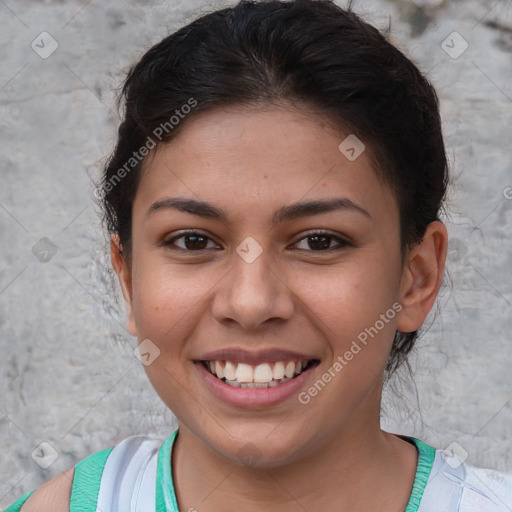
top-left (15, 434), bottom-right (172, 512)
top-left (421, 447), bottom-right (512, 511)
top-left (462, 463), bottom-right (512, 510)
top-left (20, 467), bottom-right (74, 512)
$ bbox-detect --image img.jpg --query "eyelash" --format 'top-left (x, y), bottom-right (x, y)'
top-left (163, 229), bottom-right (352, 253)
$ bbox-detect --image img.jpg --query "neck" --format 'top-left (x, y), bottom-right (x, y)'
top-left (171, 391), bottom-right (418, 511)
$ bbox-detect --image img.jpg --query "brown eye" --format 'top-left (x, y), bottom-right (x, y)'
top-left (164, 230), bottom-right (219, 251)
top-left (293, 231), bottom-right (350, 251)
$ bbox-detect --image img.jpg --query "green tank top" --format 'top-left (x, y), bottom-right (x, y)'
top-left (3, 431), bottom-right (435, 511)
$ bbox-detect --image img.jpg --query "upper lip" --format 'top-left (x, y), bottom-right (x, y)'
top-left (195, 348), bottom-right (319, 365)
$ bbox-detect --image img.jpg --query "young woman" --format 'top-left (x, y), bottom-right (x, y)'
top-left (6, 0), bottom-right (511, 510)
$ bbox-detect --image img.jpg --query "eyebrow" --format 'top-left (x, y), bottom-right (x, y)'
top-left (145, 196), bottom-right (372, 224)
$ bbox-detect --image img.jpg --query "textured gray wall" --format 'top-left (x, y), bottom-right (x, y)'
top-left (1, 0), bottom-right (511, 508)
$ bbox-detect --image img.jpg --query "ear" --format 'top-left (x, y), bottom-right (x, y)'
top-left (396, 221), bottom-right (448, 333)
top-left (110, 234), bottom-right (137, 336)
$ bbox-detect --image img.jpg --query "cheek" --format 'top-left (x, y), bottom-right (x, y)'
top-left (129, 255), bottom-right (211, 345)
top-left (294, 255), bottom-right (401, 338)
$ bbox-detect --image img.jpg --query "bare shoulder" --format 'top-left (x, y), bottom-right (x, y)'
top-left (20, 467), bottom-right (74, 512)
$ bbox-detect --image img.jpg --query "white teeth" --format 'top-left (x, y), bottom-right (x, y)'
top-left (284, 361), bottom-right (296, 378)
top-left (235, 363), bottom-right (254, 383)
top-left (241, 382), bottom-right (270, 389)
top-left (215, 361), bottom-right (224, 379)
top-left (272, 361), bottom-right (285, 380)
top-left (224, 361), bottom-right (236, 381)
top-left (205, 359), bottom-right (314, 385)
top-left (253, 363), bottom-right (273, 383)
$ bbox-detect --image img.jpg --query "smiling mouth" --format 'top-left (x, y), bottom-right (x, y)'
top-left (200, 359), bottom-right (320, 388)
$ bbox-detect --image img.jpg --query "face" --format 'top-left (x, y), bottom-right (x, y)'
top-left (112, 105), bottom-right (443, 467)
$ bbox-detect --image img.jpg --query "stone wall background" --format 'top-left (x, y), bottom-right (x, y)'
top-left (1, 0), bottom-right (511, 507)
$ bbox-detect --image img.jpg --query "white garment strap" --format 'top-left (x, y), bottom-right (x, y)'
top-left (95, 435), bottom-right (162, 512)
top-left (419, 450), bottom-right (512, 511)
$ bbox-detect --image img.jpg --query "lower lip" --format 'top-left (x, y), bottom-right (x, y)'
top-left (195, 362), bottom-right (316, 408)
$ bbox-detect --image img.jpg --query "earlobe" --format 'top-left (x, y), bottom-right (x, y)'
top-left (110, 235), bottom-right (137, 337)
top-left (396, 221), bottom-right (448, 333)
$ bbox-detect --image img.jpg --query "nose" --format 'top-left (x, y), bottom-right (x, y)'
top-left (211, 244), bottom-right (295, 331)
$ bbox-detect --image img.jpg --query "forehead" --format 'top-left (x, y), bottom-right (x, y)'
top-left (133, 106), bottom-right (397, 224)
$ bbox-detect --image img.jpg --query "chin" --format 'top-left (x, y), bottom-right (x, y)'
top-left (205, 424), bottom-right (312, 469)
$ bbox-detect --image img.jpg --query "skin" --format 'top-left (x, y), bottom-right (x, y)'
top-left (22, 104), bottom-right (447, 512)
